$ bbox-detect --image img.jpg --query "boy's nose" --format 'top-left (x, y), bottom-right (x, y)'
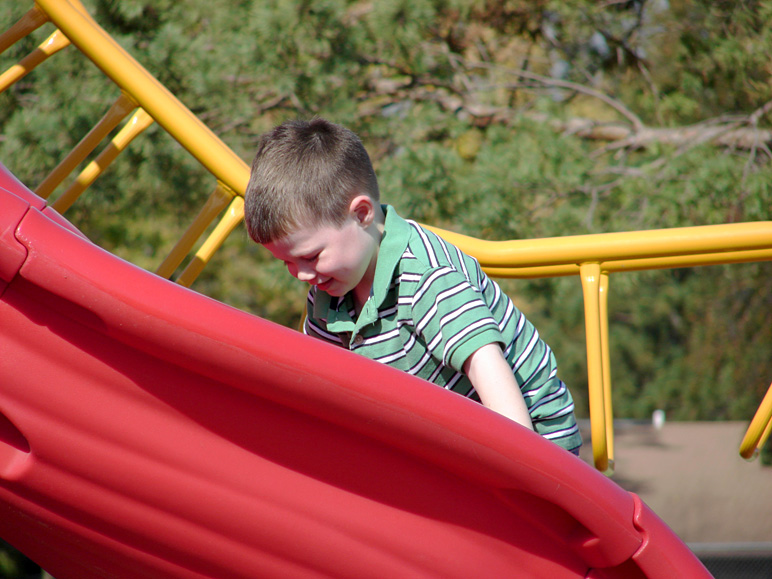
top-left (295, 266), bottom-right (317, 283)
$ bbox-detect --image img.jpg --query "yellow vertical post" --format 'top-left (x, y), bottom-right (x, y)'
top-left (599, 272), bottom-right (614, 464)
top-left (759, 419), bottom-right (772, 454)
top-left (52, 108), bottom-right (155, 214)
top-left (176, 196), bottom-right (245, 288)
top-left (739, 382), bottom-right (772, 459)
top-left (155, 183), bottom-right (235, 280)
top-left (36, 92), bottom-right (137, 199)
top-left (580, 263), bottom-right (609, 473)
top-left (0, 5), bottom-right (49, 56)
top-left (0, 28), bottom-right (71, 93)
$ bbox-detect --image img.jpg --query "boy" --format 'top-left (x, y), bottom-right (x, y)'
top-left (244, 118), bottom-right (582, 454)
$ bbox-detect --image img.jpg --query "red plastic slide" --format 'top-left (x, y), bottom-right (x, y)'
top-left (0, 162), bottom-right (709, 578)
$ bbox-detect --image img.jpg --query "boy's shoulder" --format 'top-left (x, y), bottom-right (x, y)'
top-left (383, 211), bottom-right (444, 266)
top-left (379, 205), bottom-right (480, 282)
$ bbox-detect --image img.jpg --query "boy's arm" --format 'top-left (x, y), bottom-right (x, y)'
top-left (463, 343), bottom-right (534, 431)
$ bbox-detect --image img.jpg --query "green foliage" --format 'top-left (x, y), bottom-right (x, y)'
top-left (0, 540), bottom-right (43, 578)
top-left (762, 439), bottom-right (772, 467)
top-left (1, 0), bottom-right (771, 429)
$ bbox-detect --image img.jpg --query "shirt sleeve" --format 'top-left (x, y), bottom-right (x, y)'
top-left (411, 266), bottom-right (505, 372)
top-left (303, 288), bottom-right (345, 347)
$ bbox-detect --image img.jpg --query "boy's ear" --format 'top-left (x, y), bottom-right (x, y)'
top-left (349, 194), bottom-right (375, 227)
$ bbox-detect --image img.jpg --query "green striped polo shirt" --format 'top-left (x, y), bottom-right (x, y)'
top-left (304, 205), bottom-right (582, 452)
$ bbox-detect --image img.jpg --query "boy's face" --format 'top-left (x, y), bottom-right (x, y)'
top-left (263, 197), bottom-right (380, 303)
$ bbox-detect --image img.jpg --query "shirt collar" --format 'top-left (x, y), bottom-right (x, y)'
top-left (370, 204), bottom-right (410, 310)
top-left (314, 205), bottom-right (410, 333)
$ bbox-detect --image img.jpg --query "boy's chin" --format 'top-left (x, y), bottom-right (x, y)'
top-left (319, 283), bottom-right (356, 299)
top-left (316, 280), bottom-right (341, 295)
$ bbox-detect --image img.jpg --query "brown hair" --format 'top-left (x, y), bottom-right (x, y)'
top-left (244, 118), bottom-right (379, 244)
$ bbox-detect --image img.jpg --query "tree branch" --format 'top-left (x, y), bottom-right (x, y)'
top-left (469, 62), bottom-right (646, 131)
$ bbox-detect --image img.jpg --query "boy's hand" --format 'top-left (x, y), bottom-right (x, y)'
top-left (463, 343), bottom-right (534, 431)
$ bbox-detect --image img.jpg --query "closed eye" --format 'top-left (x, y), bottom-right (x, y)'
top-left (283, 252), bottom-right (318, 267)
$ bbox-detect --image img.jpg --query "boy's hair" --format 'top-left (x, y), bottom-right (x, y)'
top-left (244, 118), bottom-right (380, 244)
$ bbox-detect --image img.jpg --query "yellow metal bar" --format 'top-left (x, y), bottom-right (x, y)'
top-left (427, 222), bottom-right (772, 269)
top-left (739, 382), bottom-right (772, 460)
top-left (52, 108), bottom-right (154, 214)
top-left (482, 247), bottom-right (772, 279)
top-left (483, 264), bottom-right (580, 279)
top-left (155, 182), bottom-right (235, 280)
top-left (35, 92), bottom-right (137, 199)
top-left (176, 196), bottom-right (245, 288)
top-left (0, 27), bottom-right (70, 94)
top-left (759, 420), bottom-right (772, 456)
top-left (599, 248), bottom-right (772, 274)
top-left (599, 272), bottom-right (614, 464)
top-left (579, 263), bottom-right (610, 473)
top-left (34, 0), bottom-right (249, 197)
top-left (0, 5), bottom-right (48, 55)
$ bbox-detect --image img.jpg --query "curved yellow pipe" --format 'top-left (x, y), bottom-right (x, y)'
top-left (35, 0), bottom-right (249, 197)
top-left (739, 383), bottom-right (772, 460)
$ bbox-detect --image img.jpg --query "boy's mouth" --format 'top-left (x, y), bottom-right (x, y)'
top-left (315, 278), bottom-right (333, 291)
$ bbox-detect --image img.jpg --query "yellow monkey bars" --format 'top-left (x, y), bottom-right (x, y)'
top-left (0, 0), bottom-right (247, 286)
top-left (2, 0), bottom-right (770, 472)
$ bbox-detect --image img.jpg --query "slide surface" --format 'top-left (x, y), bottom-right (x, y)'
top-left (0, 162), bottom-right (709, 578)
